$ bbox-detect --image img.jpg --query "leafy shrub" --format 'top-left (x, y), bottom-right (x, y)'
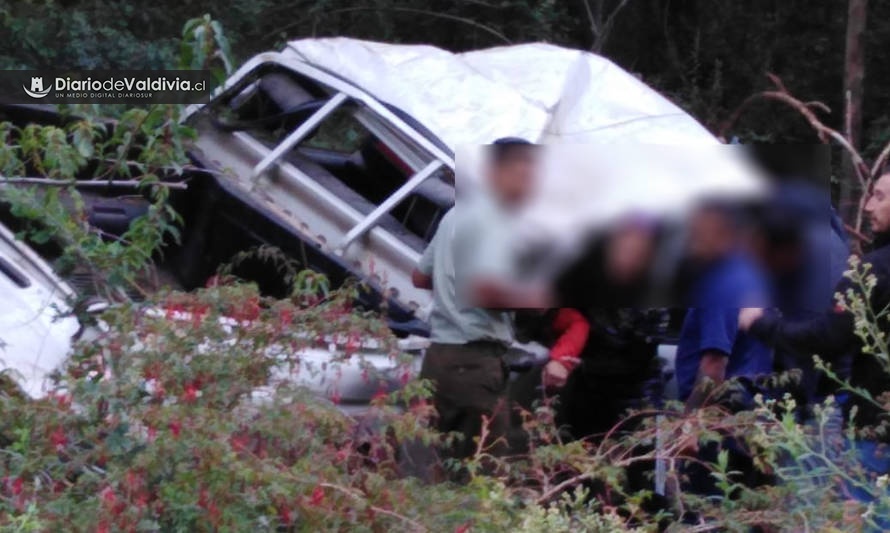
top-left (2, 261), bottom-right (888, 532)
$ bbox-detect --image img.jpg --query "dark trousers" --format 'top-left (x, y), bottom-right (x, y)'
top-left (557, 365), bottom-right (662, 440)
top-left (420, 342), bottom-right (510, 461)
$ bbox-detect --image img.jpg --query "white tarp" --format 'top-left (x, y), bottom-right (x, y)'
top-left (284, 38), bottom-right (720, 148)
top-left (284, 38), bottom-right (764, 253)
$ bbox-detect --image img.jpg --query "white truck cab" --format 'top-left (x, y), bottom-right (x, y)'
top-left (0, 222), bottom-right (79, 398)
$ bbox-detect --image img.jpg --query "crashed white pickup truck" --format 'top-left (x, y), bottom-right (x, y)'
top-left (1, 38), bottom-right (763, 406)
top-left (181, 38), bottom-right (760, 326)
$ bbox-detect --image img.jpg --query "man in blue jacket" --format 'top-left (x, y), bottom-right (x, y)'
top-left (675, 202), bottom-right (773, 411)
top-left (674, 201), bottom-right (774, 498)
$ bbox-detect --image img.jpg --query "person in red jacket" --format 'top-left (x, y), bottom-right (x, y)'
top-left (540, 308), bottom-right (590, 389)
top-left (506, 307), bottom-right (589, 452)
top-left (509, 307), bottom-right (590, 416)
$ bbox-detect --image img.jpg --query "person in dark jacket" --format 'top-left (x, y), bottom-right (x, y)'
top-left (557, 308), bottom-right (669, 438)
top-left (753, 181), bottom-right (851, 415)
top-left (739, 171), bottom-right (890, 491)
top-left (549, 217), bottom-right (668, 440)
top-left (739, 174), bottom-right (890, 436)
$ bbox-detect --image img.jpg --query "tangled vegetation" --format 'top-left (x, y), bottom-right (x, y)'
top-left (1, 260), bottom-right (889, 531)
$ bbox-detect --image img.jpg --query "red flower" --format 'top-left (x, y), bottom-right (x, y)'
top-left (11, 477), bottom-right (23, 496)
top-left (135, 490), bottom-right (150, 509)
top-left (335, 448), bottom-right (348, 463)
top-left (208, 500), bottom-right (221, 524)
top-left (278, 504), bottom-right (293, 525)
top-left (124, 470), bottom-right (143, 493)
top-left (230, 297), bottom-right (261, 322)
top-left (51, 392), bottom-right (72, 410)
top-left (255, 438), bottom-right (268, 459)
top-left (246, 300), bottom-right (261, 320)
top-left (142, 362), bottom-right (163, 381)
top-left (279, 308), bottom-right (294, 328)
top-left (410, 398), bottom-right (431, 415)
top-left (50, 426), bottom-right (68, 450)
top-left (100, 486), bottom-right (118, 509)
top-left (182, 383), bottom-right (199, 403)
top-left (345, 339), bottom-right (359, 355)
top-left (198, 487), bottom-right (221, 524)
top-left (230, 433), bottom-right (249, 453)
top-left (169, 420), bottom-right (182, 438)
top-left (455, 523), bottom-right (472, 533)
top-left (198, 487), bottom-right (209, 508)
top-left (165, 303), bottom-right (184, 320)
top-left (96, 520), bottom-right (110, 533)
top-left (309, 486), bottom-right (325, 506)
top-left (52, 479), bottom-right (66, 494)
top-left (191, 304), bottom-right (209, 328)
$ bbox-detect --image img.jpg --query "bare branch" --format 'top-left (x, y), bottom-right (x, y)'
top-left (719, 72), bottom-right (890, 244)
top-left (585, 0), bottom-right (633, 52)
top-left (600, 0), bottom-right (633, 42)
top-left (270, 6), bottom-right (511, 45)
top-left (0, 177), bottom-right (188, 190)
top-left (804, 101), bottom-right (832, 114)
top-left (720, 75), bottom-right (869, 186)
top-left (870, 139), bottom-right (890, 179)
top-left (582, 0), bottom-right (599, 37)
top-left (765, 72), bottom-right (788, 94)
top-left (319, 482), bottom-right (429, 532)
top-left (535, 472), bottom-right (594, 504)
top-left (845, 222), bottom-right (873, 245)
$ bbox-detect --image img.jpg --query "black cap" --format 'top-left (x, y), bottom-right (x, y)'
top-left (493, 136), bottom-right (532, 146)
top-left (489, 137), bottom-right (535, 165)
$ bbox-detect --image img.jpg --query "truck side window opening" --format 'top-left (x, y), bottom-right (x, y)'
top-left (209, 68), bottom-right (454, 246)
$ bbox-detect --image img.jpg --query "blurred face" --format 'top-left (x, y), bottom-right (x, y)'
top-left (865, 174), bottom-right (890, 234)
top-left (488, 148), bottom-right (538, 208)
top-left (762, 241), bottom-right (803, 276)
top-left (687, 207), bottom-right (735, 263)
top-left (749, 222), bottom-right (803, 277)
top-left (605, 223), bottom-right (655, 285)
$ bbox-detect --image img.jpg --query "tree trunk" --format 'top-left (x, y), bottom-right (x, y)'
top-left (841, 0), bottom-right (867, 231)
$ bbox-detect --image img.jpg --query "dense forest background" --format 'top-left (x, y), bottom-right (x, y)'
top-left (1, 0), bottom-right (888, 159)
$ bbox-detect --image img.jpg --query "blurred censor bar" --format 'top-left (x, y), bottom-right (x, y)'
top-left (453, 143), bottom-right (838, 311)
